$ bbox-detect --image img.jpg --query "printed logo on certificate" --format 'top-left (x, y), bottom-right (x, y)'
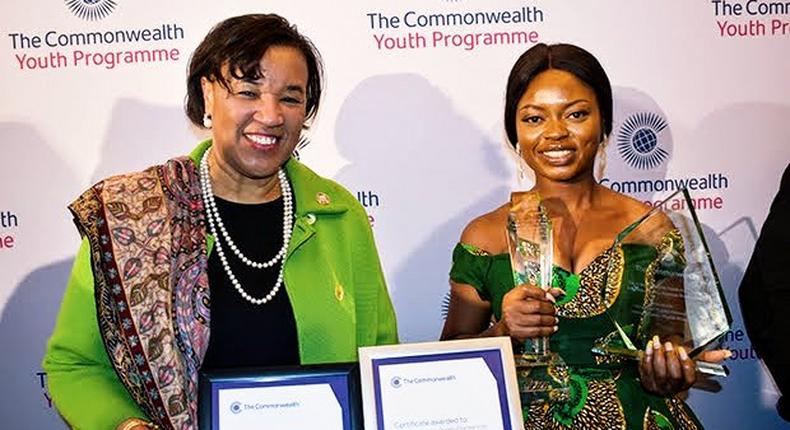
top-left (359, 337), bottom-right (523, 430)
top-left (198, 363), bottom-right (361, 430)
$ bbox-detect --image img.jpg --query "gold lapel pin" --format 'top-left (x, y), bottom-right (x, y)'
top-left (316, 192), bottom-right (331, 206)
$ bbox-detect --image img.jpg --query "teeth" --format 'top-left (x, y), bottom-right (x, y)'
top-left (247, 134), bottom-right (277, 145)
top-left (543, 150), bottom-right (572, 158)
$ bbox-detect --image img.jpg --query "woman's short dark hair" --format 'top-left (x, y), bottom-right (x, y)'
top-left (504, 43), bottom-right (612, 148)
top-left (185, 14), bottom-right (323, 128)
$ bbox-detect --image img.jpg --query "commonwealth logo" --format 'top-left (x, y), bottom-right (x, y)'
top-left (390, 376), bottom-right (403, 388)
top-left (65, 0), bottom-right (118, 21)
top-left (616, 112), bottom-right (669, 170)
top-left (230, 401), bottom-right (242, 414)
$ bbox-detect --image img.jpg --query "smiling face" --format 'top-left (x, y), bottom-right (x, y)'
top-left (516, 69), bottom-right (603, 183)
top-left (201, 45), bottom-right (308, 182)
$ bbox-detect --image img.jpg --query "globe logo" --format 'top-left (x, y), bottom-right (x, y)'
top-left (632, 128), bottom-right (657, 154)
top-left (390, 376), bottom-right (403, 389)
top-left (616, 112), bottom-right (669, 170)
top-left (230, 401), bottom-right (243, 414)
top-left (65, 0), bottom-right (118, 21)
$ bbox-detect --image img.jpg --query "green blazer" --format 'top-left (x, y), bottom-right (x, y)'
top-left (43, 141), bottom-right (398, 429)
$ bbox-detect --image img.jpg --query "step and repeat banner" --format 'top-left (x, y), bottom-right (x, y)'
top-left (1, 0), bottom-right (789, 428)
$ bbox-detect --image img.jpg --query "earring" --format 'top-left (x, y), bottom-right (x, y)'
top-left (595, 134), bottom-right (608, 181)
top-left (202, 113), bottom-right (212, 129)
top-left (516, 145), bottom-right (526, 182)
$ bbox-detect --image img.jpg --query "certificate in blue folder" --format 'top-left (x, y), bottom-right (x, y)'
top-left (199, 363), bottom-right (361, 430)
top-left (359, 338), bottom-right (523, 430)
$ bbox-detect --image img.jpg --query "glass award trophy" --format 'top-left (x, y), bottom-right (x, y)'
top-left (592, 188), bottom-right (732, 377)
top-left (506, 192), bottom-right (569, 406)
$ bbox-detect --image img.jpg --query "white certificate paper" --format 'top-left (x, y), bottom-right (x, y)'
top-left (359, 338), bottom-right (523, 430)
top-left (216, 383), bottom-right (342, 430)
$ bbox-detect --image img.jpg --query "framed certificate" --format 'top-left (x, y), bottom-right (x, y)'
top-left (358, 337), bottom-right (523, 430)
top-left (198, 363), bottom-right (362, 430)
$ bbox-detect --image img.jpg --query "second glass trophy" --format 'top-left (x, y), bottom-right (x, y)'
top-left (591, 188), bottom-right (732, 377)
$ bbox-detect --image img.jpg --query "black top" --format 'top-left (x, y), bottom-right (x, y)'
top-left (201, 195), bottom-right (300, 370)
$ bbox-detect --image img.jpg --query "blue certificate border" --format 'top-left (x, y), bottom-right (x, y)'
top-left (371, 349), bottom-right (511, 430)
top-left (199, 363), bottom-right (360, 430)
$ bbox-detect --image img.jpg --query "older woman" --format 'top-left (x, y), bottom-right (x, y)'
top-left (441, 43), bottom-right (727, 429)
top-left (43, 14), bottom-right (397, 430)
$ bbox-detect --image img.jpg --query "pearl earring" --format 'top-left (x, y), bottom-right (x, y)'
top-left (203, 113), bottom-right (212, 129)
top-left (596, 134), bottom-right (609, 181)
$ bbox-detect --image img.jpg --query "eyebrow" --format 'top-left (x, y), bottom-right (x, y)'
top-left (284, 85), bottom-right (305, 94)
top-left (518, 99), bottom-right (590, 112)
top-left (236, 79), bottom-right (306, 95)
top-left (238, 77), bottom-right (304, 90)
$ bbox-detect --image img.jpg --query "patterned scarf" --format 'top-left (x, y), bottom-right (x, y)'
top-left (69, 156), bottom-right (210, 430)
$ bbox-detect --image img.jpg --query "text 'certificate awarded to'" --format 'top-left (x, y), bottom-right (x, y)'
top-left (359, 338), bottom-right (523, 430)
top-left (198, 364), bottom-right (361, 430)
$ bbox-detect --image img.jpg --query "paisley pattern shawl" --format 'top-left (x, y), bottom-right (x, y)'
top-left (69, 156), bottom-right (210, 430)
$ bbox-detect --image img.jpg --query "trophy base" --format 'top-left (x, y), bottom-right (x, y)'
top-left (519, 380), bottom-right (570, 406)
top-left (694, 361), bottom-right (730, 377)
top-left (592, 345), bottom-right (730, 377)
top-left (516, 351), bottom-right (570, 405)
top-left (514, 352), bottom-right (555, 368)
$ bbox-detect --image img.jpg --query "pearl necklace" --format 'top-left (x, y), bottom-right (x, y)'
top-left (199, 149), bottom-right (293, 305)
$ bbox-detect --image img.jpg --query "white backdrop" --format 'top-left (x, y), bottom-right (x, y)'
top-left (1, 0), bottom-right (789, 428)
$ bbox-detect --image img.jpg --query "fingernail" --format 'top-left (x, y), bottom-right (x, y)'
top-left (723, 350), bottom-right (733, 359)
top-left (653, 336), bottom-right (660, 349)
top-left (545, 292), bottom-right (556, 303)
top-left (678, 346), bottom-right (688, 361)
top-left (646, 340), bottom-right (653, 354)
top-left (553, 326), bottom-right (559, 332)
top-left (554, 317), bottom-right (559, 324)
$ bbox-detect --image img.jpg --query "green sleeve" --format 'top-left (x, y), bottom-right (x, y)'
top-left (449, 243), bottom-right (493, 301)
top-left (42, 238), bottom-right (147, 429)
